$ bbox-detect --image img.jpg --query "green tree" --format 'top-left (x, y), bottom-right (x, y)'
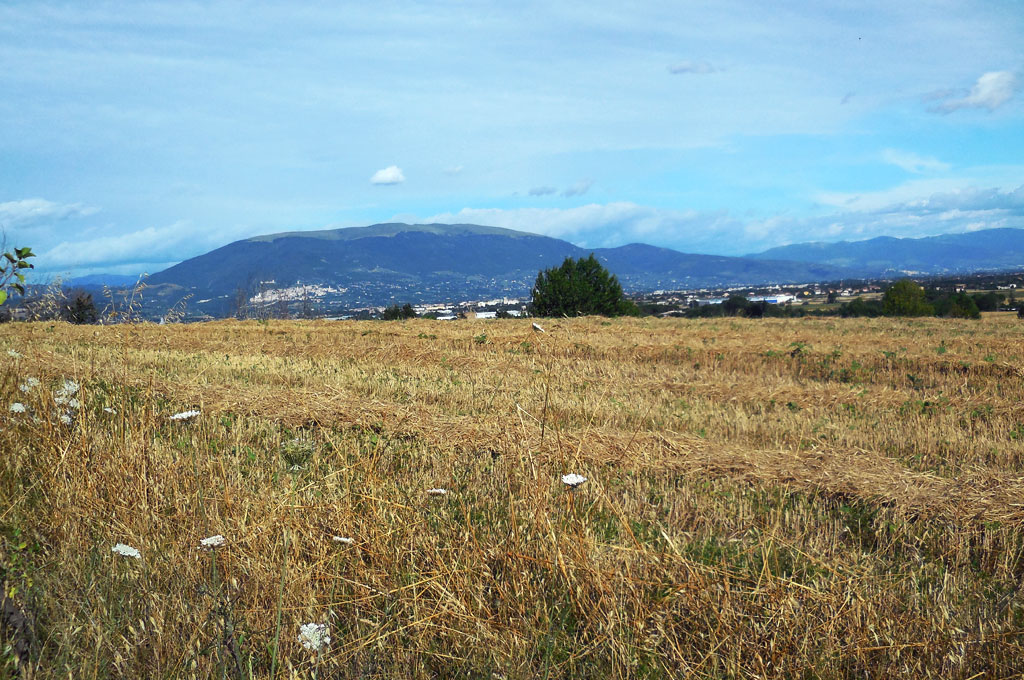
top-left (0, 246), bottom-right (35, 306)
top-left (722, 295), bottom-right (749, 317)
top-left (882, 279), bottom-right (933, 317)
top-left (945, 292), bottom-right (980, 319)
top-left (382, 303), bottom-right (417, 320)
top-left (530, 255), bottom-right (638, 317)
top-left (971, 291), bottom-right (1003, 312)
top-left (62, 290), bottom-right (99, 324)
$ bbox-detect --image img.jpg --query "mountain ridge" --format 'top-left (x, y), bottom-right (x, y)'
top-left (750, 227), bottom-right (1024, 273)
top-left (144, 223), bottom-right (861, 314)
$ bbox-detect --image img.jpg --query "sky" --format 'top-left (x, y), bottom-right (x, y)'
top-left (1, 0), bottom-right (1023, 278)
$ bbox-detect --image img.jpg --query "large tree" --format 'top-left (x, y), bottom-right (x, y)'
top-left (530, 255), bottom-right (638, 317)
top-left (882, 279), bottom-right (933, 317)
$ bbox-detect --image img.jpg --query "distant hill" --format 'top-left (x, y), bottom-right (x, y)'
top-left (145, 223), bottom-right (858, 314)
top-left (750, 227), bottom-right (1024, 275)
top-left (64, 273), bottom-right (142, 288)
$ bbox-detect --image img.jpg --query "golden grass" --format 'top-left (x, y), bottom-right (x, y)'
top-left (2, 314), bottom-right (1024, 677)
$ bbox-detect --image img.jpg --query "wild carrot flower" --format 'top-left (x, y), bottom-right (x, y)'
top-left (171, 409), bottom-right (201, 421)
top-left (7, 349), bottom-right (22, 359)
top-left (200, 534), bottom-right (226, 550)
top-left (561, 473), bottom-right (587, 488)
top-left (426, 488), bottom-right (448, 496)
top-left (9, 403), bottom-right (26, 414)
top-left (59, 413), bottom-right (73, 425)
top-left (18, 378), bottom-right (39, 392)
top-left (112, 543), bottom-right (141, 559)
top-left (298, 623), bottom-right (330, 652)
top-left (54, 380), bottom-right (81, 407)
top-left (332, 536), bottom-right (354, 545)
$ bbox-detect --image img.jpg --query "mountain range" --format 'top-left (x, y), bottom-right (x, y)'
top-left (125, 223), bottom-right (1024, 315)
top-left (142, 223), bottom-right (858, 314)
top-left (750, 228), bottom-right (1024, 274)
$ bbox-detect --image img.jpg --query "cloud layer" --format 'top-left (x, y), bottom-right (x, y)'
top-left (425, 183), bottom-right (1024, 256)
top-left (0, 199), bottom-right (96, 230)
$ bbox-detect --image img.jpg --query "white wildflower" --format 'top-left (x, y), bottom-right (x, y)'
top-left (59, 413), bottom-right (73, 425)
top-left (103, 407), bottom-right (116, 414)
top-left (7, 349), bottom-right (22, 359)
top-left (18, 378), bottom-right (39, 392)
top-left (112, 543), bottom-right (141, 559)
top-left (199, 534), bottom-right (226, 550)
top-left (67, 398), bottom-right (81, 410)
top-left (561, 473), bottom-right (587, 488)
top-left (170, 409), bottom-right (201, 421)
top-left (57, 380), bottom-right (79, 396)
top-left (426, 488), bottom-right (448, 496)
top-left (54, 380), bottom-right (80, 406)
top-left (332, 536), bottom-right (354, 545)
top-left (9, 403), bottom-right (26, 414)
top-left (298, 622), bottom-right (330, 652)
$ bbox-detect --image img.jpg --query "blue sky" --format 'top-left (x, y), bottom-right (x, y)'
top-left (1, 0), bottom-right (1023, 278)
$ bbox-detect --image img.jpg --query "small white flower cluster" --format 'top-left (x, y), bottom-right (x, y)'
top-left (7, 349), bottom-right (23, 359)
top-left (112, 543), bottom-right (142, 559)
top-left (18, 377), bottom-right (39, 393)
top-left (53, 379), bottom-right (80, 406)
top-left (9, 402), bottom-right (26, 414)
top-left (332, 536), bottom-right (355, 545)
top-left (298, 622), bottom-right (331, 652)
top-left (561, 473), bottom-right (587, 488)
top-left (426, 488), bottom-right (448, 496)
top-left (103, 407), bottom-right (117, 414)
top-left (170, 409), bottom-right (201, 421)
top-left (199, 534), bottom-right (226, 550)
top-left (54, 379), bottom-right (81, 425)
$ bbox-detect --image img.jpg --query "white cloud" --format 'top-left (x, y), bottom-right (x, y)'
top-left (881, 149), bottom-right (950, 174)
top-left (425, 202), bottom-right (731, 249)
top-left (40, 221), bottom-right (200, 268)
top-left (0, 198), bottom-right (97, 230)
top-left (561, 180), bottom-right (593, 197)
top-left (424, 182), bottom-right (1024, 256)
top-left (528, 181), bottom-right (592, 198)
top-left (370, 166), bottom-right (405, 185)
top-left (668, 60), bottom-right (718, 75)
top-left (933, 71), bottom-right (1019, 113)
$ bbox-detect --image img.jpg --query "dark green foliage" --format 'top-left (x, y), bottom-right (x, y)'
top-left (722, 295), bottom-right (749, 316)
top-left (882, 280), bottom-right (934, 317)
top-left (839, 297), bottom-right (884, 318)
top-left (62, 290), bottom-right (99, 324)
top-left (382, 303), bottom-right (417, 320)
top-left (935, 292), bottom-right (980, 319)
top-left (1017, 306), bottom-right (1024, 320)
top-left (530, 255), bottom-right (638, 317)
top-left (971, 291), bottom-right (1004, 312)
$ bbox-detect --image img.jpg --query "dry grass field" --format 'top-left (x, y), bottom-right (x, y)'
top-left (3, 314), bottom-right (1024, 678)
